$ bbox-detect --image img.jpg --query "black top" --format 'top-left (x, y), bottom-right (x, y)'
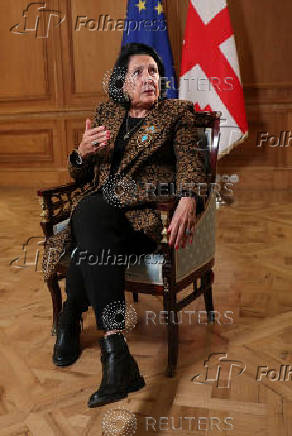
top-left (110, 114), bottom-right (144, 175)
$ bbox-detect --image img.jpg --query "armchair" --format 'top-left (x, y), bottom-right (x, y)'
top-left (37, 110), bottom-right (221, 377)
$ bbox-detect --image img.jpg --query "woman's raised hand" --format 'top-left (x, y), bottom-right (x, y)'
top-left (77, 118), bottom-right (111, 157)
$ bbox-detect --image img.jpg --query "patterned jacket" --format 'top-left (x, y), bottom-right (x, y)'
top-left (41, 98), bottom-right (207, 281)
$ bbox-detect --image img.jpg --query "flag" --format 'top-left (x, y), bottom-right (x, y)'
top-left (122, 0), bottom-right (178, 99)
top-left (179, 0), bottom-right (248, 158)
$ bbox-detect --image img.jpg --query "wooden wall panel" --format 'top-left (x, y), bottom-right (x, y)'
top-left (0, 0), bottom-right (64, 112)
top-left (0, 0), bottom-right (291, 188)
top-left (228, 0), bottom-right (292, 87)
top-left (61, 0), bottom-right (126, 106)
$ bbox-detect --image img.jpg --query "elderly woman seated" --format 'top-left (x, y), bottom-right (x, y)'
top-left (42, 42), bottom-right (206, 408)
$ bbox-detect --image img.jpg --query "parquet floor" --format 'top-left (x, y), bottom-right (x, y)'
top-left (1, 187), bottom-right (292, 436)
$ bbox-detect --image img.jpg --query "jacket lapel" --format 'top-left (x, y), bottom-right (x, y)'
top-left (98, 103), bottom-right (126, 186)
top-left (117, 100), bottom-right (164, 176)
top-left (98, 100), bottom-right (165, 186)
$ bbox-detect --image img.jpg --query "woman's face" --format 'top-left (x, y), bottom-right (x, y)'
top-left (123, 55), bottom-right (160, 106)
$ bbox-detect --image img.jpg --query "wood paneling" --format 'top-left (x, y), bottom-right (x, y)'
top-left (228, 0), bottom-right (292, 88)
top-left (0, 0), bottom-right (291, 187)
top-left (0, 0), bottom-right (64, 111)
top-left (61, 0), bottom-right (126, 106)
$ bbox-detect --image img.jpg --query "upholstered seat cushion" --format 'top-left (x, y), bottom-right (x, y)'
top-left (125, 191), bottom-right (216, 285)
top-left (52, 192), bottom-right (216, 285)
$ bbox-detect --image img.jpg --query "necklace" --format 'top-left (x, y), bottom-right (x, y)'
top-left (123, 116), bottom-right (145, 140)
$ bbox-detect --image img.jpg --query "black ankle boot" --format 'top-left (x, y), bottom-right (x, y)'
top-left (88, 333), bottom-right (145, 408)
top-left (52, 301), bottom-right (83, 366)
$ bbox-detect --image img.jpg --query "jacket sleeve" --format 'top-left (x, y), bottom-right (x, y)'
top-left (173, 106), bottom-right (207, 198)
top-left (67, 103), bottom-right (103, 184)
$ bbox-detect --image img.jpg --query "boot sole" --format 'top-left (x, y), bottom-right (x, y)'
top-left (127, 376), bottom-right (145, 393)
top-left (88, 376), bottom-right (145, 408)
top-left (52, 348), bottom-right (81, 367)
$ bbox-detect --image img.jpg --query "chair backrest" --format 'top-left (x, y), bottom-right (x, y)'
top-left (190, 110), bottom-right (221, 212)
top-left (193, 110), bottom-right (221, 187)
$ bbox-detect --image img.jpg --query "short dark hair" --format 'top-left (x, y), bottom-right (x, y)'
top-left (108, 43), bottom-right (167, 107)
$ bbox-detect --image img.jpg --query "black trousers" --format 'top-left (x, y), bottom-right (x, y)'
top-left (65, 189), bottom-right (157, 330)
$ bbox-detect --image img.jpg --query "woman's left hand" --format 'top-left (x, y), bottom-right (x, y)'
top-left (167, 197), bottom-right (196, 249)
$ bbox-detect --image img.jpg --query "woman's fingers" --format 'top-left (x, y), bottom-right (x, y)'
top-left (78, 123), bottom-right (111, 157)
top-left (175, 220), bottom-right (187, 249)
top-left (167, 221), bottom-right (179, 247)
top-left (87, 125), bottom-right (106, 136)
top-left (85, 118), bottom-right (92, 131)
top-left (84, 130), bottom-right (110, 151)
top-left (168, 221), bottom-right (186, 249)
top-left (168, 217), bottom-right (186, 250)
top-left (188, 219), bottom-right (196, 245)
top-left (88, 132), bottom-right (108, 144)
top-left (167, 198), bottom-right (197, 249)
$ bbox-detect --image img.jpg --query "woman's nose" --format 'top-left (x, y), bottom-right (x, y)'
top-left (142, 73), bottom-right (154, 84)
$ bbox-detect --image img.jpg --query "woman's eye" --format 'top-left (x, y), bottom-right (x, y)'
top-left (150, 67), bottom-right (158, 75)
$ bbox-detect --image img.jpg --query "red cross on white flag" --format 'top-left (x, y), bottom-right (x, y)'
top-left (179, 0), bottom-right (248, 158)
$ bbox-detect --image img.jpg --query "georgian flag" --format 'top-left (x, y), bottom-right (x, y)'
top-left (179, 0), bottom-right (248, 158)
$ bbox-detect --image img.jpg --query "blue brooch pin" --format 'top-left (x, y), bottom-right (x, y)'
top-left (137, 125), bottom-right (156, 148)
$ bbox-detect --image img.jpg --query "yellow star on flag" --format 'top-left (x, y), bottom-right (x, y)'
top-left (154, 1), bottom-right (163, 15)
top-left (136, 0), bottom-right (146, 13)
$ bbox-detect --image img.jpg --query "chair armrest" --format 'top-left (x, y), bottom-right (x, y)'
top-left (37, 182), bottom-right (87, 238)
top-left (153, 199), bottom-right (178, 211)
top-left (155, 200), bottom-right (176, 244)
top-left (146, 199), bottom-right (178, 245)
top-left (150, 196), bottom-right (205, 245)
top-left (37, 182), bottom-right (77, 197)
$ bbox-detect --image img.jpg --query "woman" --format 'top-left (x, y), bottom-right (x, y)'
top-left (42, 43), bottom-right (206, 408)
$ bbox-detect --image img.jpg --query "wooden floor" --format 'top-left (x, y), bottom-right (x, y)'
top-left (1, 187), bottom-right (292, 436)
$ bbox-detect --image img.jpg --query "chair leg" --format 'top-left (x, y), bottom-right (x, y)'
top-left (132, 292), bottom-right (139, 303)
top-left (46, 275), bottom-right (62, 335)
top-left (204, 270), bottom-right (215, 323)
top-left (163, 289), bottom-right (178, 378)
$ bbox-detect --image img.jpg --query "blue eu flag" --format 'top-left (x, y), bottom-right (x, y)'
top-left (122, 0), bottom-right (178, 99)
